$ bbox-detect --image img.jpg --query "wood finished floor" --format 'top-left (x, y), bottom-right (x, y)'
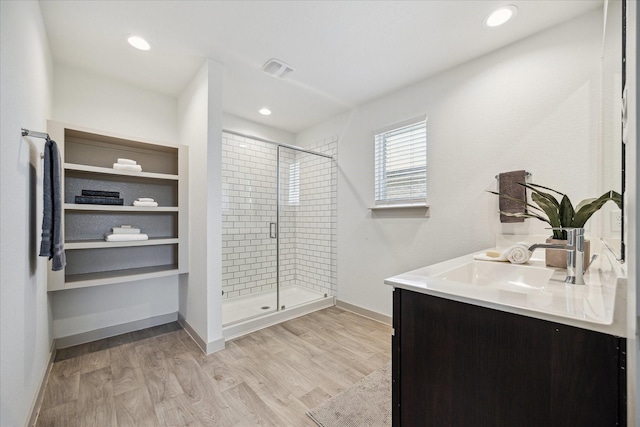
top-left (36, 307), bottom-right (392, 427)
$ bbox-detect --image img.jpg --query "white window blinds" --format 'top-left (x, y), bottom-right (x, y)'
top-left (374, 120), bottom-right (427, 205)
top-left (288, 162), bottom-right (300, 205)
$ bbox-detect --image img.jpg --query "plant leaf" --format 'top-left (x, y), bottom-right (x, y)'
top-left (520, 183), bottom-right (561, 209)
top-left (531, 191), bottom-right (560, 227)
top-left (526, 183), bottom-right (566, 197)
top-left (521, 183), bottom-right (565, 238)
top-left (558, 195), bottom-right (575, 239)
top-left (572, 190), bottom-right (622, 227)
top-left (499, 211), bottom-right (550, 225)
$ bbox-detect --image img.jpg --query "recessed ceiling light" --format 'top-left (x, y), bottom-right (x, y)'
top-left (127, 35), bottom-right (151, 51)
top-left (259, 108), bottom-right (272, 116)
top-left (484, 5), bottom-right (518, 27)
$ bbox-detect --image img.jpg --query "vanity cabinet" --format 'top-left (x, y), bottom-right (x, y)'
top-left (392, 288), bottom-right (626, 427)
top-left (47, 121), bottom-right (188, 291)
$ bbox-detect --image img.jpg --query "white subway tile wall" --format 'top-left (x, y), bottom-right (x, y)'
top-left (221, 133), bottom-right (337, 303)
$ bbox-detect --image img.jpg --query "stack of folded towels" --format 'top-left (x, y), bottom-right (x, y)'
top-left (133, 197), bottom-right (158, 207)
top-left (104, 225), bottom-right (149, 242)
top-left (113, 158), bottom-right (142, 172)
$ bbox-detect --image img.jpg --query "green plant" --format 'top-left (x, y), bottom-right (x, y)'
top-left (489, 183), bottom-right (622, 240)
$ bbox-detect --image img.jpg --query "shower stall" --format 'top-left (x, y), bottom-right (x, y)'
top-left (221, 131), bottom-right (336, 329)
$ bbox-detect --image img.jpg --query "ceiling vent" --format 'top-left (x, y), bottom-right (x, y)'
top-left (261, 58), bottom-right (295, 78)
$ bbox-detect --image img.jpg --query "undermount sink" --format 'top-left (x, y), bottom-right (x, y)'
top-left (385, 245), bottom-right (624, 334)
top-left (433, 261), bottom-right (554, 293)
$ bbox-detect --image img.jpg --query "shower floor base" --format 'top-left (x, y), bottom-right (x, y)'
top-left (222, 285), bottom-right (328, 326)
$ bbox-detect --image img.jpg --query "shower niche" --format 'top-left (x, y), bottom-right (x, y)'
top-left (221, 132), bottom-right (336, 326)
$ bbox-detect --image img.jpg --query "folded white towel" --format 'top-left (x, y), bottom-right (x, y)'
top-left (473, 243), bottom-right (532, 264)
top-left (111, 226), bottom-right (140, 234)
top-left (117, 158), bottom-right (137, 165)
top-left (136, 197), bottom-right (155, 202)
top-left (104, 233), bottom-right (149, 242)
top-left (133, 200), bottom-right (158, 207)
top-left (113, 163), bottom-right (142, 172)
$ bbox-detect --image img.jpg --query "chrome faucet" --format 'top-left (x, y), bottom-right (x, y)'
top-left (528, 228), bottom-right (585, 285)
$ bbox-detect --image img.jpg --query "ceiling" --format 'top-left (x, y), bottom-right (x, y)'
top-left (39, 0), bottom-right (602, 134)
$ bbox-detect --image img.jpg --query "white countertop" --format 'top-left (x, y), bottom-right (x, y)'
top-left (385, 241), bottom-right (627, 336)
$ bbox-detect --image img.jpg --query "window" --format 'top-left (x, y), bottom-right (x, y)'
top-left (374, 118), bottom-right (427, 205)
top-left (288, 162), bottom-right (300, 205)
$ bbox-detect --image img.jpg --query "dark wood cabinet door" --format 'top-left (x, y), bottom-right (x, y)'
top-left (393, 289), bottom-right (624, 427)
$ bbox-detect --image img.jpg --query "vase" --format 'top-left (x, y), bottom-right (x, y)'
top-left (544, 237), bottom-right (590, 269)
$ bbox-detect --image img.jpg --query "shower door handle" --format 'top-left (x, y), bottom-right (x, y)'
top-left (269, 222), bottom-right (277, 239)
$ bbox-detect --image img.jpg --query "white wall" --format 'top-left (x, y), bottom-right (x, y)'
top-left (50, 64), bottom-right (180, 339)
top-left (54, 63), bottom-right (178, 143)
top-left (0, 2), bottom-right (54, 426)
top-left (178, 59), bottom-right (225, 352)
top-left (297, 10), bottom-right (604, 317)
top-left (223, 112), bottom-right (295, 145)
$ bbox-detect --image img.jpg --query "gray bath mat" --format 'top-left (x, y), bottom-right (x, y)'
top-left (307, 361), bottom-right (391, 427)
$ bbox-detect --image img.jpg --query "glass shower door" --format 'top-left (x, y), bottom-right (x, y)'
top-left (277, 146), bottom-right (335, 310)
top-left (221, 134), bottom-right (278, 325)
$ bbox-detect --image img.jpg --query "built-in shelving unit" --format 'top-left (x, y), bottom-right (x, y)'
top-left (47, 121), bottom-right (188, 291)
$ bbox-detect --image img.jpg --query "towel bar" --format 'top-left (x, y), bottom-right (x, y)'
top-left (21, 127), bottom-right (50, 140)
top-left (22, 128), bottom-right (50, 159)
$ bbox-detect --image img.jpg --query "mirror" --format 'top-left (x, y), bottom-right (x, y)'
top-left (602, 0), bottom-right (624, 259)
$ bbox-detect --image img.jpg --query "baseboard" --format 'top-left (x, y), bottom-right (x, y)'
top-left (177, 315), bottom-right (226, 355)
top-left (27, 339), bottom-right (56, 427)
top-left (335, 299), bottom-right (392, 325)
top-left (206, 337), bottom-right (226, 354)
top-left (55, 312), bottom-right (179, 349)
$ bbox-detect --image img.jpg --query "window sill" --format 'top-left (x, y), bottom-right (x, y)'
top-left (369, 203), bottom-right (430, 210)
top-left (369, 203), bottom-right (430, 218)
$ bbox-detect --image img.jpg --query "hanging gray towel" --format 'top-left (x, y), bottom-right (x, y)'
top-left (39, 138), bottom-right (66, 271)
top-left (498, 170), bottom-right (526, 223)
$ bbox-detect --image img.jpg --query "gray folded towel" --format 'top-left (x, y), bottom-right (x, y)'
top-left (498, 170), bottom-right (526, 223)
top-left (39, 138), bottom-right (66, 271)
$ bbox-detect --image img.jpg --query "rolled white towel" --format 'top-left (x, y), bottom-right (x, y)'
top-left (117, 158), bottom-right (137, 165)
top-left (113, 163), bottom-right (142, 172)
top-left (506, 243), bottom-right (532, 264)
top-left (473, 242), bottom-right (532, 264)
top-left (136, 197), bottom-right (155, 202)
top-left (133, 200), bottom-right (158, 207)
top-left (104, 233), bottom-right (149, 242)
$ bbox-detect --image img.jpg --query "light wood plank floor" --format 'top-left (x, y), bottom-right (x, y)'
top-left (36, 306), bottom-right (392, 427)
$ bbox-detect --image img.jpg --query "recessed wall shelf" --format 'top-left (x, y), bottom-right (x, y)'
top-left (47, 121), bottom-right (189, 291)
top-left (64, 204), bottom-right (179, 212)
top-left (65, 238), bottom-right (179, 250)
top-left (64, 163), bottom-right (179, 180)
top-left (64, 265), bottom-right (180, 288)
